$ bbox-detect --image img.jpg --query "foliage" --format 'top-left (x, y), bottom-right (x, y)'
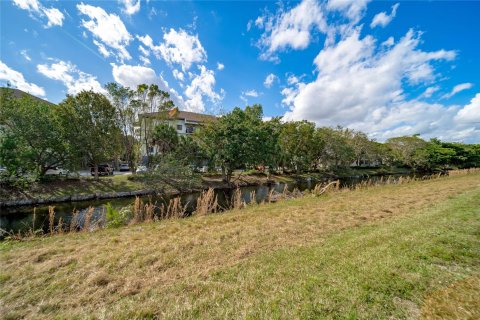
top-left (105, 83), bottom-right (140, 173)
top-left (0, 88), bottom-right (73, 179)
top-left (135, 84), bottom-right (176, 166)
top-left (105, 203), bottom-right (131, 228)
top-left (57, 91), bottom-right (122, 179)
top-left (174, 135), bottom-right (208, 167)
top-left (152, 123), bottom-right (179, 154)
top-left (199, 105), bottom-right (273, 182)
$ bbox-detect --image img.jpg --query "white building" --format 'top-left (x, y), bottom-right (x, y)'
top-left (136, 109), bottom-right (216, 157)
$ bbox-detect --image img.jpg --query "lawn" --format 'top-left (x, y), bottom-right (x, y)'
top-left (1, 172), bottom-right (479, 319)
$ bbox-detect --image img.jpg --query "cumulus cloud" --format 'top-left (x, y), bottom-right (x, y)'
top-left (281, 28), bottom-right (476, 141)
top-left (256, 0), bottom-right (327, 61)
top-left (77, 3), bottom-right (132, 61)
top-left (442, 82), bottom-right (474, 99)
top-left (111, 63), bottom-right (185, 107)
top-left (159, 29), bottom-right (207, 71)
top-left (119, 0), bottom-right (140, 16)
top-left (455, 93), bottom-right (480, 124)
top-left (37, 60), bottom-right (104, 95)
top-left (184, 65), bottom-right (223, 112)
top-left (13, 0), bottom-right (64, 28)
top-left (327, 0), bottom-right (371, 23)
top-left (370, 3), bottom-right (399, 28)
top-left (264, 73), bottom-right (278, 88)
top-left (0, 60), bottom-right (45, 97)
top-left (137, 29), bottom-right (206, 71)
top-left (217, 62), bottom-right (224, 71)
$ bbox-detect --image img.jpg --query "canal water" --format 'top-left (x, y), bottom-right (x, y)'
top-left (0, 174), bottom-right (415, 236)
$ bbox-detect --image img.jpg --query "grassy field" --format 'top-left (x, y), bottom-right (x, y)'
top-left (1, 172), bottom-right (479, 319)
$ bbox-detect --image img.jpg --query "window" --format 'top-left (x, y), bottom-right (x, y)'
top-left (186, 125), bottom-right (195, 134)
top-left (177, 124), bottom-right (183, 131)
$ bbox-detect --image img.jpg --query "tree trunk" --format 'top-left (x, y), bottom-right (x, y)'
top-left (221, 165), bottom-right (227, 183)
top-left (94, 164), bottom-right (99, 180)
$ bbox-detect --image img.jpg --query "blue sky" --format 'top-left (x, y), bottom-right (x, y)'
top-left (1, 0), bottom-right (479, 142)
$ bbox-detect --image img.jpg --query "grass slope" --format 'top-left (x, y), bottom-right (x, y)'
top-left (1, 173), bottom-right (479, 319)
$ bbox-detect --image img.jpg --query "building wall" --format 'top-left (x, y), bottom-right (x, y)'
top-left (137, 117), bottom-right (202, 159)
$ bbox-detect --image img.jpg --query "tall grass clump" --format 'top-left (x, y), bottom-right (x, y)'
top-left (70, 209), bottom-right (79, 232)
top-left (166, 197), bottom-right (188, 218)
top-left (195, 188), bottom-right (218, 216)
top-left (232, 188), bottom-right (244, 210)
top-left (83, 207), bottom-right (94, 232)
top-left (48, 206), bottom-right (55, 235)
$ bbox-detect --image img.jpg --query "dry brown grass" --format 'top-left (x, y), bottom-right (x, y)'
top-left (194, 188), bottom-right (218, 216)
top-left (0, 172), bottom-right (479, 319)
top-left (420, 274), bottom-right (480, 319)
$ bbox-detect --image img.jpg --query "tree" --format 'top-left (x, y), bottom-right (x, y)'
top-left (0, 88), bottom-right (73, 178)
top-left (105, 82), bottom-right (139, 173)
top-left (135, 84), bottom-right (175, 166)
top-left (386, 135), bottom-right (429, 170)
top-left (57, 91), bottom-right (121, 179)
top-left (152, 123), bottom-right (178, 154)
top-left (199, 105), bottom-right (272, 183)
top-left (279, 121), bottom-right (318, 172)
top-left (315, 127), bottom-right (355, 170)
top-left (174, 135), bottom-right (208, 167)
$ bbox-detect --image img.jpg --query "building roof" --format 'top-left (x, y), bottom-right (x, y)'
top-left (140, 109), bottom-right (216, 123)
top-left (0, 87), bottom-right (54, 105)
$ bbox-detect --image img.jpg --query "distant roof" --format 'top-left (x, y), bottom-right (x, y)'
top-left (0, 87), bottom-right (54, 105)
top-left (140, 109), bottom-right (217, 123)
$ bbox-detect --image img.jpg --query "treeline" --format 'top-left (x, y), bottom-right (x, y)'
top-left (1, 85), bottom-right (479, 186)
top-left (197, 105), bottom-right (480, 182)
top-left (0, 84), bottom-right (174, 182)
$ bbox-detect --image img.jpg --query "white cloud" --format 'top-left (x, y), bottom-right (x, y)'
top-left (13, 0), bottom-right (64, 28)
top-left (442, 82), bottom-right (474, 99)
top-left (420, 86), bottom-right (440, 99)
top-left (370, 3), bottom-right (399, 28)
top-left (184, 65), bottom-right (223, 112)
top-left (93, 40), bottom-right (111, 58)
top-left (217, 62), bottom-right (224, 71)
top-left (256, 0), bottom-right (327, 60)
top-left (455, 93), bottom-right (480, 123)
top-left (0, 60), bottom-right (45, 97)
top-left (111, 63), bottom-right (184, 107)
top-left (255, 16), bottom-right (264, 28)
top-left (42, 7), bottom-right (64, 27)
top-left (137, 29), bottom-right (206, 71)
top-left (327, 0), bottom-right (371, 23)
top-left (138, 45), bottom-right (150, 57)
top-left (119, 0), bottom-right (140, 16)
top-left (137, 34), bottom-right (154, 49)
top-left (139, 55), bottom-right (151, 66)
top-left (13, 0), bottom-right (41, 12)
top-left (264, 73), bottom-right (278, 88)
top-left (287, 74), bottom-right (300, 85)
top-left (37, 60), bottom-right (104, 95)
top-left (158, 29), bottom-right (207, 71)
top-left (20, 50), bottom-right (32, 61)
top-left (77, 3), bottom-right (132, 61)
top-left (244, 89), bottom-right (260, 97)
top-left (382, 36), bottom-right (394, 47)
top-left (281, 28), bottom-right (470, 141)
top-left (172, 69), bottom-right (185, 82)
